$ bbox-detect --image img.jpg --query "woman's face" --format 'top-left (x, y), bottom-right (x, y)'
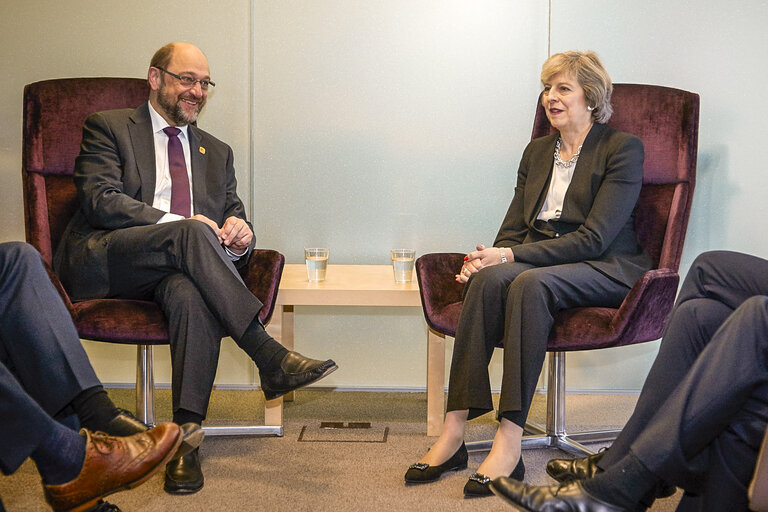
top-left (541, 72), bottom-right (592, 134)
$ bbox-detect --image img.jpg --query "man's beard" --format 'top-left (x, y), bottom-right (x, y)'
top-left (157, 84), bottom-right (204, 125)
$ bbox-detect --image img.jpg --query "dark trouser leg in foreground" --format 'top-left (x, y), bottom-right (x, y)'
top-left (601, 250), bottom-right (768, 470)
top-left (492, 295), bottom-right (768, 511)
top-left (0, 242), bottom-right (101, 417)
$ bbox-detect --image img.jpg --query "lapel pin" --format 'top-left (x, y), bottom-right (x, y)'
top-left (199, 147), bottom-right (206, 155)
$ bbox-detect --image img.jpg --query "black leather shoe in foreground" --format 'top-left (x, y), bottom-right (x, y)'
top-left (164, 447), bottom-right (204, 494)
top-left (104, 410), bottom-right (203, 460)
top-left (260, 351), bottom-right (338, 401)
top-left (177, 423), bottom-right (205, 458)
top-left (545, 450), bottom-right (605, 482)
top-left (489, 479), bottom-right (627, 512)
top-left (103, 408), bottom-right (149, 437)
top-left (404, 442), bottom-right (468, 484)
top-left (85, 500), bottom-right (122, 512)
top-left (546, 450), bottom-right (675, 501)
top-left (463, 456), bottom-right (525, 498)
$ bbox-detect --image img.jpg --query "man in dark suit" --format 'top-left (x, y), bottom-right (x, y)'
top-left (0, 241), bottom-right (188, 512)
top-left (54, 42), bottom-right (337, 494)
top-left (489, 250), bottom-right (768, 511)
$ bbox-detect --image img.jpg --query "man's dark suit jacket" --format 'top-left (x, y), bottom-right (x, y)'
top-left (494, 122), bottom-right (652, 288)
top-left (54, 102), bottom-right (254, 300)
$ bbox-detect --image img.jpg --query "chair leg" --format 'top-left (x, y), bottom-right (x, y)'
top-left (520, 352), bottom-right (617, 456)
top-left (136, 345), bottom-right (156, 427)
top-left (426, 329), bottom-right (446, 436)
top-left (469, 352), bottom-right (621, 456)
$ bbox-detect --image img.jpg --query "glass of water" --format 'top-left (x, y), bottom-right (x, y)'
top-left (391, 249), bottom-right (415, 283)
top-left (305, 248), bottom-right (329, 282)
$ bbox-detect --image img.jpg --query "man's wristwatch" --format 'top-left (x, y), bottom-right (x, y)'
top-left (499, 247), bottom-right (507, 263)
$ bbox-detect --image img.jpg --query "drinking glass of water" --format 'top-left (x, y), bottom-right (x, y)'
top-left (305, 248), bottom-right (329, 282)
top-left (391, 249), bottom-right (415, 283)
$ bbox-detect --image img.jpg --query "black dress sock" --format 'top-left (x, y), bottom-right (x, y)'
top-left (237, 317), bottom-right (289, 371)
top-left (31, 422), bottom-right (87, 485)
top-left (581, 452), bottom-right (661, 510)
top-left (70, 386), bottom-right (120, 432)
top-left (173, 408), bottom-right (204, 426)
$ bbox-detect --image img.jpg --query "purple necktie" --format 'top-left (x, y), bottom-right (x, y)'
top-left (163, 127), bottom-right (191, 218)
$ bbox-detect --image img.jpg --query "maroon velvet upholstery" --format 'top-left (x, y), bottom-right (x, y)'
top-left (22, 77), bottom-right (284, 346)
top-left (416, 83), bottom-right (699, 353)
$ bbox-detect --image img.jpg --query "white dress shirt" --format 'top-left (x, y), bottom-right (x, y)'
top-left (537, 160), bottom-right (577, 222)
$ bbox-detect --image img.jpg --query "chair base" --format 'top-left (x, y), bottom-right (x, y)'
top-left (135, 345), bottom-right (284, 437)
top-left (203, 425), bottom-right (283, 437)
top-left (445, 351), bottom-right (623, 457)
top-left (466, 422), bottom-right (620, 457)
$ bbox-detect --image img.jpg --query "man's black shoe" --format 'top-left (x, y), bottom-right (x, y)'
top-left (103, 408), bottom-right (148, 436)
top-left (104, 409), bottom-right (203, 458)
top-left (260, 351), bottom-right (338, 400)
top-left (546, 450), bottom-right (675, 501)
top-left (490, 478), bottom-right (628, 512)
top-left (85, 500), bottom-right (122, 511)
top-left (164, 447), bottom-right (204, 494)
top-left (545, 450), bottom-right (605, 482)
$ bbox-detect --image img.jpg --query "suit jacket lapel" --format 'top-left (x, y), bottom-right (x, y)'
top-left (188, 125), bottom-right (207, 215)
top-left (560, 123), bottom-right (605, 219)
top-left (127, 104), bottom-right (157, 205)
top-left (524, 134), bottom-right (557, 224)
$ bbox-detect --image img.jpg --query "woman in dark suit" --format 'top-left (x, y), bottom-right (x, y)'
top-left (404, 51), bottom-right (652, 497)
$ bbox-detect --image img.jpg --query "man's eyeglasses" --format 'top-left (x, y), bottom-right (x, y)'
top-left (155, 67), bottom-right (215, 90)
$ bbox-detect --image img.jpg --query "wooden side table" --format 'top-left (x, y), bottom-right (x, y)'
top-left (264, 264), bottom-right (437, 430)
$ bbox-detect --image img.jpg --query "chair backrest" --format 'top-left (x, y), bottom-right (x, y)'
top-left (22, 78), bottom-right (150, 265)
top-left (531, 84), bottom-right (699, 271)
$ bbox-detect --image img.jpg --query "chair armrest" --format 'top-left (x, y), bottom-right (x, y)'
top-left (549, 268), bottom-right (679, 351)
top-left (41, 259), bottom-right (77, 316)
top-left (608, 268), bottom-right (680, 346)
top-left (415, 253), bottom-right (465, 336)
top-left (239, 249), bottom-right (285, 325)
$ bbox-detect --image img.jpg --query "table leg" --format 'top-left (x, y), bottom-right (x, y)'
top-left (280, 305), bottom-right (295, 402)
top-left (427, 329), bottom-right (446, 436)
top-left (264, 396), bottom-right (283, 427)
top-left (264, 305), bottom-right (295, 426)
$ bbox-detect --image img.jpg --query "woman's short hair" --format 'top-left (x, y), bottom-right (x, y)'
top-left (540, 51), bottom-right (613, 123)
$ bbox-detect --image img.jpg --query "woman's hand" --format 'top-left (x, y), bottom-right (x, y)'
top-left (455, 244), bottom-right (513, 283)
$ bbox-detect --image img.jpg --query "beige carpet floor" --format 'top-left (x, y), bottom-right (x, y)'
top-left (0, 389), bottom-right (684, 511)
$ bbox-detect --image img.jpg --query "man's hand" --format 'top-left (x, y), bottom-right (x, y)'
top-left (190, 214), bottom-right (222, 241)
top-left (220, 216), bottom-right (253, 255)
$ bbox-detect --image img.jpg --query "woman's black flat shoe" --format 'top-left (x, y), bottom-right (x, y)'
top-left (404, 442), bottom-right (468, 484)
top-left (463, 456), bottom-right (525, 498)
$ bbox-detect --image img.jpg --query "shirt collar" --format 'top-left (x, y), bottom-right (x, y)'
top-left (148, 101), bottom-right (190, 140)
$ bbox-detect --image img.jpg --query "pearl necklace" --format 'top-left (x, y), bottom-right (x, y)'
top-left (554, 137), bottom-right (582, 169)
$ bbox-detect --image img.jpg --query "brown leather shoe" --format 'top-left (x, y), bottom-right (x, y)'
top-left (43, 423), bottom-right (182, 512)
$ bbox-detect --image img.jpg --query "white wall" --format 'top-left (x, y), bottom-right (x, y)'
top-left (251, 0), bottom-right (551, 391)
top-left (1, 1), bottom-right (766, 392)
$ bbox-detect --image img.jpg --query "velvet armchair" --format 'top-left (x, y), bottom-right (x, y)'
top-left (22, 78), bottom-right (285, 436)
top-left (416, 84), bottom-right (700, 456)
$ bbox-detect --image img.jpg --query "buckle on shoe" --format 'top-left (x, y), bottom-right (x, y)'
top-left (468, 473), bottom-right (490, 484)
top-left (409, 462), bottom-right (429, 471)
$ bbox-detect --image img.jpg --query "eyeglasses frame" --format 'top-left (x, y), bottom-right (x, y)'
top-left (154, 67), bottom-right (215, 90)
